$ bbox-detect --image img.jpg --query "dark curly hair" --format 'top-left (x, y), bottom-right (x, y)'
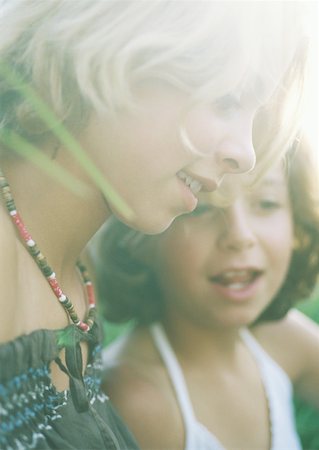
top-left (257, 135), bottom-right (319, 322)
top-left (93, 134), bottom-right (319, 325)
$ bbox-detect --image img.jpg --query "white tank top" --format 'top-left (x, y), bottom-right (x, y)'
top-left (149, 323), bottom-right (302, 450)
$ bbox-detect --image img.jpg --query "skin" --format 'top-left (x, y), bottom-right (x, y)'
top-left (146, 166), bottom-right (294, 330)
top-left (77, 81), bottom-right (261, 233)
top-left (0, 80), bottom-right (264, 390)
top-left (103, 165), bottom-right (319, 450)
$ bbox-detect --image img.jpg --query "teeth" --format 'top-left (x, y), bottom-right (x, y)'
top-left (212, 270), bottom-right (259, 287)
top-left (226, 282), bottom-right (249, 290)
top-left (222, 270), bottom-right (250, 280)
top-left (190, 179), bottom-right (202, 194)
top-left (177, 170), bottom-right (188, 182)
top-left (177, 171), bottom-right (203, 195)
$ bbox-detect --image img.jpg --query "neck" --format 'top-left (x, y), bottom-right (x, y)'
top-left (0, 146), bottom-right (112, 340)
top-left (0, 152), bottom-right (111, 275)
top-left (162, 315), bottom-right (244, 368)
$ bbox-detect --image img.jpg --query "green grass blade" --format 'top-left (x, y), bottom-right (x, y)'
top-left (0, 62), bottom-right (134, 220)
top-left (0, 130), bottom-right (89, 196)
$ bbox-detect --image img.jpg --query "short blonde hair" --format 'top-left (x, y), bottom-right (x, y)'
top-left (0, 0), bottom-right (310, 152)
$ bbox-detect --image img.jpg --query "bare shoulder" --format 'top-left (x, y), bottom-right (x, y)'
top-left (102, 326), bottom-right (184, 450)
top-left (252, 309), bottom-right (319, 376)
top-left (252, 309), bottom-right (319, 406)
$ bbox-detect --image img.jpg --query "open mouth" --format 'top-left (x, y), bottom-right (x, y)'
top-left (177, 170), bottom-right (203, 195)
top-left (210, 269), bottom-right (263, 290)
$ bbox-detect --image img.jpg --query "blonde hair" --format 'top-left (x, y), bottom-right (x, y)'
top-left (0, 0), bottom-right (310, 146)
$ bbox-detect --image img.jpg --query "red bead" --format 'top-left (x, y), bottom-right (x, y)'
top-left (79, 321), bottom-right (90, 332)
top-left (47, 276), bottom-right (64, 298)
top-left (86, 283), bottom-right (95, 306)
top-left (11, 212), bottom-right (33, 242)
top-left (1, 169), bottom-right (96, 334)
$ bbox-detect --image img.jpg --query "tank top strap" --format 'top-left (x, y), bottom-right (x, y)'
top-left (239, 327), bottom-right (302, 450)
top-left (149, 323), bottom-right (196, 429)
top-left (239, 327), bottom-right (291, 385)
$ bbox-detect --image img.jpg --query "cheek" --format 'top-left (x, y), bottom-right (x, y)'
top-left (184, 106), bottom-right (228, 155)
top-left (154, 234), bottom-right (205, 283)
top-left (269, 218), bottom-right (294, 279)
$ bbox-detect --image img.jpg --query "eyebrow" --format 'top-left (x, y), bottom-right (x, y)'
top-left (239, 75), bottom-right (268, 105)
top-left (256, 177), bottom-right (287, 189)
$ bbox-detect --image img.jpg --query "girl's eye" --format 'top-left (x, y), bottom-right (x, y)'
top-left (213, 94), bottom-right (241, 113)
top-left (256, 199), bottom-right (282, 211)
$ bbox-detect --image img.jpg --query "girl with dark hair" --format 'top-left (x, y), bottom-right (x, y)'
top-left (98, 135), bottom-right (319, 450)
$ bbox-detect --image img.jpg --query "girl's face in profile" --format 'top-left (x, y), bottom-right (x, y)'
top-left (147, 164), bottom-right (294, 329)
top-left (77, 80), bottom-right (270, 234)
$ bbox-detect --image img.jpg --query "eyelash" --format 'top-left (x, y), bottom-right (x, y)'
top-left (192, 200), bottom-right (282, 215)
top-left (255, 199), bottom-right (282, 211)
top-left (213, 94), bottom-right (241, 113)
top-left (188, 197), bottom-right (284, 222)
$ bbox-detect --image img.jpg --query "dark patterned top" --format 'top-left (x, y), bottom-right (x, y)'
top-left (0, 321), bottom-right (139, 450)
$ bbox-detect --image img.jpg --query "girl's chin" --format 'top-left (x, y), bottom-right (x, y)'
top-left (137, 218), bottom-right (176, 235)
top-left (117, 210), bottom-right (177, 235)
top-left (210, 309), bottom-right (263, 329)
top-left (219, 314), bottom-right (262, 329)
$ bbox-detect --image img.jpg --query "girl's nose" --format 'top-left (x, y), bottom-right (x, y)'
top-left (216, 139), bottom-right (256, 175)
top-left (216, 114), bottom-right (256, 175)
top-left (217, 204), bottom-right (256, 252)
top-left (182, 107), bottom-right (257, 183)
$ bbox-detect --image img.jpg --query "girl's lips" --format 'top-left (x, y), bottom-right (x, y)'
top-left (211, 269), bottom-right (262, 284)
top-left (176, 169), bottom-right (219, 213)
top-left (177, 170), bottom-right (219, 193)
top-left (209, 269), bottom-right (263, 302)
top-left (177, 175), bottom-right (198, 212)
top-left (177, 170), bottom-right (203, 195)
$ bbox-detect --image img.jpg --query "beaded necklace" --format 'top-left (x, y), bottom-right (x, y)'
top-left (0, 167), bottom-right (96, 332)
